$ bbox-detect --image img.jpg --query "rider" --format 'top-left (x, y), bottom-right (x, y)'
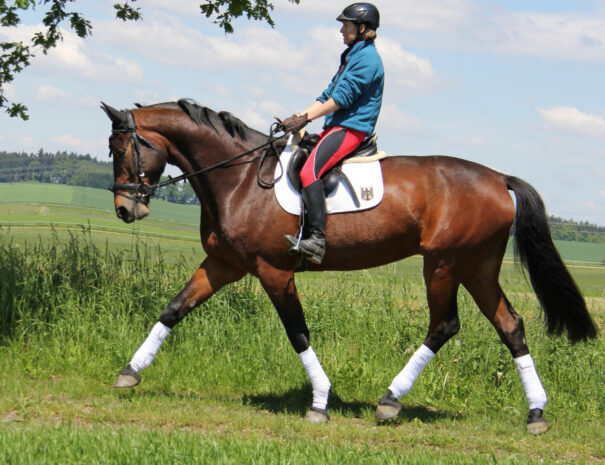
top-left (281, 3), bottom-right (384, 265)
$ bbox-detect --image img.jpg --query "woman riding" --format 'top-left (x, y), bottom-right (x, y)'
top-left (281, 2), bottom-right (384, 265)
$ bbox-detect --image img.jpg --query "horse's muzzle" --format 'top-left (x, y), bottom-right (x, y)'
top-left (114, 197), bottom-right (150, 223)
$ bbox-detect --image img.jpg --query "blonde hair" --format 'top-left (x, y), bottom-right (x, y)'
top-left (362, 29), bottom-right (377, 41)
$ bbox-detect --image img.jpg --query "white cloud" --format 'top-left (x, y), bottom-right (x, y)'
top-left (376, 37), bottom-right (439, 94)
top-left (377, 103), bottom-right (422, 133)
top-left (0, 24), bottom-right (142, 82)
top-left (51, 134), bottom-right (105, 152)
top-left (276, 0), bottom-right (475, 33)
top-left (35, 85), bottom-right (96, 106)
top-left (96, 18), bottom-right (313, 71)
top-left (144, 0), bottom-right (199, 15)
top-left (1, 135), bottom-right (36, 147)
top-left (305, 27), bottom-right (440, 96)
top-left (538, 106), bottom-right (605, 136)
top-left (474, 11), bottom-right (605, 62)
top-left (382, 0), bottom-right (476, 33)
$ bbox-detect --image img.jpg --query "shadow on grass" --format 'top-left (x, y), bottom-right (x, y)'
top-left (242, 386), bottom-right (458, 424)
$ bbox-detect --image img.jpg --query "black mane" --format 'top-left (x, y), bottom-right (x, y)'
top-left (133, 99), bottom-right (258, 141)
top-left (177, 98), bottom-right (252, 141)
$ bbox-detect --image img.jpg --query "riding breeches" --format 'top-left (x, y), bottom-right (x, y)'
top-left (300, 126), bottom-right (366, 188)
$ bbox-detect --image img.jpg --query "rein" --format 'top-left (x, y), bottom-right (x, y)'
top-left (109, 111), bottom-right (286, 203)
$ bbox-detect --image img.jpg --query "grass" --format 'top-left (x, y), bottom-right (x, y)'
top-left (0, 183), bottom-right (603, 463)
top-left (0, 228), bottom-right (603, 464)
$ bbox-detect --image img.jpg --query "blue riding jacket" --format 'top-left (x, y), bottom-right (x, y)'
top-left (317, 39), bottom-right (384, 136)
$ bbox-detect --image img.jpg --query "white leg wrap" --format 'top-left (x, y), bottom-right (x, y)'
top-left (299, 346), bottom-right (331, 410)
top-left (129, 322), bottom-right (171, 372)
top-left (514, 354), bottom-right (547, 410)
top-left (389, 344), bottom-right (435, 399)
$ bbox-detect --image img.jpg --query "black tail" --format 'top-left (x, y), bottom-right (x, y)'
top-left (505, 176), bottom-right (598, 343)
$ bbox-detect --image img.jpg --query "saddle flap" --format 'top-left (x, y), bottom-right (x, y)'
top-left (287, 147), bottom-right (342, 197)
top-left (286, 148), bottom-right (308, 193)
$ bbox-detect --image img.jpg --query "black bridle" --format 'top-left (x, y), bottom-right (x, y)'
top-left (108, 110), bottom-right (286, 204)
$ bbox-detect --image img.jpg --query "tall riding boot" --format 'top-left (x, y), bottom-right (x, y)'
top-left (284, 180), bottom-right (326, 264)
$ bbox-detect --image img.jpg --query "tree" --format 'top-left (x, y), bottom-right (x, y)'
top-left (0, 0), bottom-right (299, 120)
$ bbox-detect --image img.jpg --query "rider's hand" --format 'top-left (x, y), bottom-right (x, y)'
top-left (281, 113), bottom-right (310, 133)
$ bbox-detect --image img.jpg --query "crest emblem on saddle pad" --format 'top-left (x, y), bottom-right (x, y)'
top-left (361, 186), bottom-right (374, 201)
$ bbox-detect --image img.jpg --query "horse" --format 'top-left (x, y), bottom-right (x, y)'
top-left (101, 99), bottom-right (597, 434)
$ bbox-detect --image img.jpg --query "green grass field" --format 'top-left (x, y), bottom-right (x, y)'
top-left (0, 183), bottom-right (603, 464)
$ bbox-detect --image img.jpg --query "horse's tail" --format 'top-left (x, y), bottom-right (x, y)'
top-left (505, 175), bottom-right (598, 343)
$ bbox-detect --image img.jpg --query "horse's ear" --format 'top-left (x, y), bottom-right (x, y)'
top-left (100, 102), bottom-right (128, 126)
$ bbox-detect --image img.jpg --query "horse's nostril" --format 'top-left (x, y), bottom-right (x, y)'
top-left (116, 206), bottom-right (128, 219)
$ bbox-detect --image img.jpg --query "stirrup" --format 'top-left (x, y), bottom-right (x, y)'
top-left (285, 234), bottom-right (303, 253)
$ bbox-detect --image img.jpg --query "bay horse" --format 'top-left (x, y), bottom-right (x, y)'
top-left (102, 99), bottom-right (597, 434)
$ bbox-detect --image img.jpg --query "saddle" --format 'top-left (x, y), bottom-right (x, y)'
top-left (286, 132), bottom-right (379, 202)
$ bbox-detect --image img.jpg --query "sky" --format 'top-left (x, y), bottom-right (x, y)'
top-left (1, 0), bottom-right (604, 225)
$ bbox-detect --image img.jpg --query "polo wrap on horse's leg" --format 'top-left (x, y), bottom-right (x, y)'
top-left (389, 344), bottom-right (435, 398)
top-left (299, 346), bottom-right (331, 410)
top-left (129, 322), bottom-right (171, 372)
top-left (514, 354), bottom-right (547, 410)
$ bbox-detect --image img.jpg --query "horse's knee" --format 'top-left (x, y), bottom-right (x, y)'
top-left (424, 314), bottom-right (460, 352)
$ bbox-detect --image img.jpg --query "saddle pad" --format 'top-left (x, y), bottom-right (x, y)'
top-left (274, 137), bottom-right (385, 216)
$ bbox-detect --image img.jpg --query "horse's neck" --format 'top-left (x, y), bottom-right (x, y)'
top-left (171, 128), bottom-right (271, 214)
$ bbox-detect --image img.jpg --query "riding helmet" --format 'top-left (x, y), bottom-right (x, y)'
top-left (337, 3), bottom-right (380, 30)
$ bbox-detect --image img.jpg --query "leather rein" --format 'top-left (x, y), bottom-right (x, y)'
top-left (108, 110), bottom-right (286, 204)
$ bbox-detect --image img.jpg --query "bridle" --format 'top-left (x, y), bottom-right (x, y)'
top-left (108, 110), bottom-right (286, 204)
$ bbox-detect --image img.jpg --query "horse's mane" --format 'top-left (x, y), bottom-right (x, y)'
top-left (135, 99), bottom-right (258, 141)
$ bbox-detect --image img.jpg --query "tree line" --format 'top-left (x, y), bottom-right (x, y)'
top-left (1, 149), bottom-right (604, 242)
top-left (0, 149), bottom-right (199, 206)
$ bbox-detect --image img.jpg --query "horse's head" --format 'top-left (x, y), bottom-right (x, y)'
top-left (101, 102), bottom-right (168, 223)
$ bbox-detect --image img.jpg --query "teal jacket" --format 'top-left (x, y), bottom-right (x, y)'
top-left (317, 40), bottom-right (384, 136)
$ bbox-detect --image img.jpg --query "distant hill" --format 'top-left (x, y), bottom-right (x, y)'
top-left (1, 183), bottom-right (604, 263)
top-left (1, 150), bottom-right (604, 243)
top-left (0, 150), bottom-right (198, 206)
top-left (0, 183), bottom-right (199, 225)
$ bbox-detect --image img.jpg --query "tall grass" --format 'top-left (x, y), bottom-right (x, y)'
top-left (0, 230), bottom-right (603, 463)
top-left (1, 229), bottom-right (602, 414)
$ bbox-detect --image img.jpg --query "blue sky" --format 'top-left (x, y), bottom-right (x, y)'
top-left (1, 0), bottom-right (604, 225)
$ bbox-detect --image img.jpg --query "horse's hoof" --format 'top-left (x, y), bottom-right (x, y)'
top-left (113, 364), bottom-right (141, 389)
top-left (376, 390), bottom-right (402, 421)
top-left (305, 407), bottom-right (330, 424)
top-left (526, 408), bottom-right (549, 435)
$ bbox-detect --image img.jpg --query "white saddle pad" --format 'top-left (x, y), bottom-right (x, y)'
top-left (274, 134), bottom-right (385, 216)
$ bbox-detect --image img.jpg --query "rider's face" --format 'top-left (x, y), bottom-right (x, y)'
top-left (340, 20), bottom-right (361, 45)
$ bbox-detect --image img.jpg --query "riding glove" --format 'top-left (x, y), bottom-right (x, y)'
top-left (281, 113), bottom-right (310, 133)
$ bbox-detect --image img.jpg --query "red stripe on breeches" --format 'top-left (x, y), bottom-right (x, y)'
top-left (300, 126), bottom-right (366, 188)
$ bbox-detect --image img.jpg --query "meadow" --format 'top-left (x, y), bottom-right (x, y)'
top-left (0, 183), bottom-right (603, 464)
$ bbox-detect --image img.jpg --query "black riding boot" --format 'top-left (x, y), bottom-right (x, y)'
top-left (285, 180), bottom-right (326, 264)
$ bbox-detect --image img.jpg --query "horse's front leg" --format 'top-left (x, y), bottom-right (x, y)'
top-left (258, 266), bottom-right (331, 424)
top-left (114, 256), bottom-right (245, 388)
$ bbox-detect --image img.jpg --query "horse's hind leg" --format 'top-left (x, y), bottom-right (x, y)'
top-left (114, 256), bottom-right (245, 388)
top-left (377, 257), bottom-right (461, 421)
top-left (462, 263), bottom-right (549, 435)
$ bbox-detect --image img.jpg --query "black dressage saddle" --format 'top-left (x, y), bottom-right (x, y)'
top-left (286, 132), bottom-right (378, 198)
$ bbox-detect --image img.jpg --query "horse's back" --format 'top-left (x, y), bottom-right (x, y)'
top-left (380, 155), bottom-right (515, 254)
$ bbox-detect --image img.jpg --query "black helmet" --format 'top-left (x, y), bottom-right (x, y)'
top-left (337, 3), bottom-right (380, 30)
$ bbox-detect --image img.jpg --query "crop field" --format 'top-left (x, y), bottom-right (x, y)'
top-left (0, 184), bottom-right (603, 464)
